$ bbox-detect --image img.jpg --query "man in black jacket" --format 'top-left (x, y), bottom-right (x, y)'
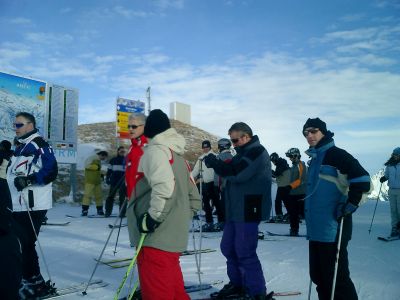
top-left (105, 146), bottom-right (127, 217)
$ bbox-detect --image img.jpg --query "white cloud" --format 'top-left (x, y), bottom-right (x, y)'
top-left (25, 32), bottom-right (74, 45)
top-left (153, 0), bottom-right (185, 10)
top-left (9, 17), bottom-right (32, 25)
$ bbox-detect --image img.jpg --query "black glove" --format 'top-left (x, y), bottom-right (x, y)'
top-left (14, 175), bottom-right (36, 191)
top-left (138, 213), bottom-right (161, 233)
top-left (203, 154), bottom-right (217, 168)
top-left (336, 202), bottom-right (358, 220)
top-left (380, 176), bottom-right (387, 183)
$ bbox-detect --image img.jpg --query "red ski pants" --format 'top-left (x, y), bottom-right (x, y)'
top-left (137, 246), bottom-right (190, 300)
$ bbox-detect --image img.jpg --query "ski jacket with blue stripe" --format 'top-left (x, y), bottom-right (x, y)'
top-left (305, 135), bottom-right (370, 242)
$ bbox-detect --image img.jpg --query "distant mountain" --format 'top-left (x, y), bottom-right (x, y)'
top-left (369, 168), bottom-right (389, 201)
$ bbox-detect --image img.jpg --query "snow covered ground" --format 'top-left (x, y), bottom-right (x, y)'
top-left (39, 199), bottom-right (399, 300)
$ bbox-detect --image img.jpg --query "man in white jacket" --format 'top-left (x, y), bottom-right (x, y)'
top-left (191, 140), bottom-right (222, 231)
top-left (7, 112), bottom-right (58, 299)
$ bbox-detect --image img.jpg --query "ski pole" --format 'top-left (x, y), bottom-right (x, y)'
top-left (330, 217), bottom-right (344, 300)
top-left (113, 199), bottom-right (128, 255)
top-left (20, 192), bottom-right (53, 283)
top-left (307, 278), bottom-right (312, 300)
top-left (368, 182), bottom-right (383, 234)
top-left (196, 158), bottom-right (205, 288)
top-left (114, 233), bottom-right (146, 300)
top-left (83, 204), bottom-right (126, 295)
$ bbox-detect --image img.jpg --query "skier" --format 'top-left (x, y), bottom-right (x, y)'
top-left (6, 112), bottom-right (58, 299)
top-left (303, 117), bottom-right (370, 300)
top-left (269, 152), bottom-right (291, 223)
top-left (128, 109), bottom-right (201, 299)
top-left (213, 138), bottom-right (234, 231)
top-left (0, 139), bottom-right (22, 300)
top-left (204, 122), bottom-right (273, 300)
top-left (105, 146), bottom-right (126, 217)
top-left (81, 150), bottom-right (108, 216)
top-left (283, 148), bottom-right (307, 236)
top-left (380, 147), bottom-right (400, 237)
top-left (192, 140), bottom-right (221, 232)
top-left (125, 112), bottom-right (148, 246)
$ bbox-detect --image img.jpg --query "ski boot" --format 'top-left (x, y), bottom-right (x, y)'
top-left (201, 223), bottom-right (215, 232)
top-left (210, 282), bottom-right (245, 299)
top-left (97, 206), bottom-right (105, 216)
top-left (19, 274), bottom-right (56, 299)
top-left (81, 205), bottom-right (89, 216)
top-left (289, 229), bottom-right (299, 236)
top-left (213, 222), bottom-right (225, 232)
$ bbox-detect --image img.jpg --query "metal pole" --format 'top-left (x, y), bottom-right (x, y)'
top-left (307, 278), bottom-right (312, 300)
top-left (330, 217), bottom-right (344, 300)
top-left (146, 87), bottom-right (151, 115)
top-left (368, 183), bottom-right (383, 234)
top-left (70, 163), bottom-right (77, 202)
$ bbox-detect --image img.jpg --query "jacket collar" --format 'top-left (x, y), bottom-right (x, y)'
top-left (131, 135), bottom-right (148, 147)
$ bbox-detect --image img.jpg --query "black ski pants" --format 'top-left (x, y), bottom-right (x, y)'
top-left (0, 232), bottom-right (22, 300)
top-left (309, 239), bottom-right (358, 300)
top-left (274, 187), bottom-right (289, 216)
top-left (13, 210), bottom-right (47, 279)
top-left (105, 182), bottom-right (126, 216)
top-left (286, 194), bottom-right (304, 232)
top-left (201, 182), bottom-right (222, 224)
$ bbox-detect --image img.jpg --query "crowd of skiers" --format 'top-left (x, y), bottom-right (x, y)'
top-left (1, 109), bottom-right (400, 300)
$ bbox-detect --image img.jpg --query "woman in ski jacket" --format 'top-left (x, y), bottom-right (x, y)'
top-left (128, 110), bottom-right (201, 300)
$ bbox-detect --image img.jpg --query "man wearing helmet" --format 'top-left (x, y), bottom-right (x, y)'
top-left (283, 147), bottom-right (307, 236)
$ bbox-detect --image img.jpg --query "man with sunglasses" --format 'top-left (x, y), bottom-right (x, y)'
top-left (125, 113), bottom-right (147, 203)
top-left (105, 146), bottom-right (127, 217)
top-left (204, 122), bottom-right (272, 300)
top-left (303, 117), bottom-right (370, 300)
top-left (6, 112), bottom-right (58, 299)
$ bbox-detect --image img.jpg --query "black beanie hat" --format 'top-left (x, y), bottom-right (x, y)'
top-left (302, 117), bottom-right (327, 135)
top-left (144, 109), bottom-right (171, 138)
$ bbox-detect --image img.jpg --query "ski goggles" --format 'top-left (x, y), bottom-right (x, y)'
top-left (13, 122), bottom-right (31, 129)
top-left (128, 124), bottom-right (143, 129)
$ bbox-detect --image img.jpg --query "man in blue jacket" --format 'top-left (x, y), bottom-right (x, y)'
top-left (303, 117), bottom-right (370, 300)
top-left (204, 122), bottom-right (272, 300)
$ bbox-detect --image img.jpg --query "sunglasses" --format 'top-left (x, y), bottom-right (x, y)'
top-left (13, 122), bottom-right (31, 129)
top-left (303, 128), bottom-right (319, 137)
top-left (128, 124), bottom-right (143, 129)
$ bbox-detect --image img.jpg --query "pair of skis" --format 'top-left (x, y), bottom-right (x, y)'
top-left (97, 248), bottom-right (217, 268)
top-left (40, 279), bottom-right (108, 299)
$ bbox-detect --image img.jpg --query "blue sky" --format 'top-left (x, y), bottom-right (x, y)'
top-left (1, 0), bottom-right (399, 174)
